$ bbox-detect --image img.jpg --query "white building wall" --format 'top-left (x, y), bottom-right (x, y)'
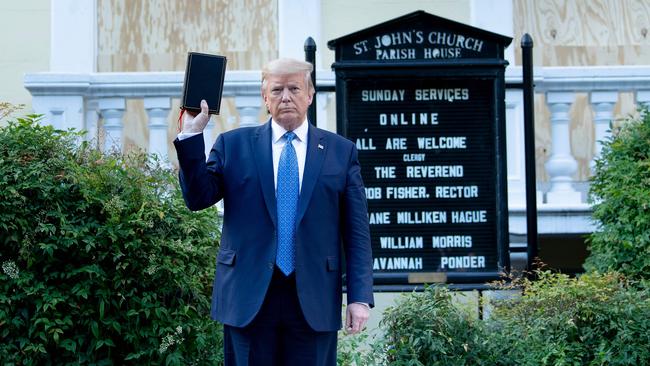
top-left (0, 1), bottom-right (50, 119)
top-left (50, 0), bottom-right (97, 73)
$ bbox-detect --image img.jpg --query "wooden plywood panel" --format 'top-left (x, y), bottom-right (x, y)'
top-left (614, 92), bottom-right (639, 121)
top-left (97, 0), bottom-right (275, 161)
top-left (513, 0), bottom-right (650, 66)
top-left (569, 94), bottom-right (594, 181)
top-left (98, 0), bottom-right (277, 71)
top-left (513, 0), bottom-right (650, 183)
top-left (534, 92), bottom-right (641, 184)
top-left (533, 93), bottom-right (600, 183)
top-left (534, 94), bottom-right (551, 182)
top-left (122, 99), bottom-right (148, 154)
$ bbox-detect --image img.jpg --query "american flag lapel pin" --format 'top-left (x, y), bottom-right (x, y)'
top-left (318, 144), bottom-right (324, 150)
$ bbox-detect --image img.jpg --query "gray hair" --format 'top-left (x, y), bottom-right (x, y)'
top-left (261, 58), bottom-right (315, 95)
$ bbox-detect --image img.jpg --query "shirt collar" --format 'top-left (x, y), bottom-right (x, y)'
top-left (271, 118), bottom-right (309, 144)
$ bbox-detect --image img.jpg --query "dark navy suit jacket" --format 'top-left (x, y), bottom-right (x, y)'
top-left (174, 121), bottom-right (374, 332)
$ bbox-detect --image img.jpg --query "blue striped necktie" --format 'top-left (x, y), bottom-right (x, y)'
top-left (276, 131), bottom-right (298, 275)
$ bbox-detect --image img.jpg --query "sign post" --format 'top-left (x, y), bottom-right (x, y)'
top-left (328, 11), bottom-right (512, 286)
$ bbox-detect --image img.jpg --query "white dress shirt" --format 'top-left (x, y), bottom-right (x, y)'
top-left (271, 119), bottom-right (308, 193)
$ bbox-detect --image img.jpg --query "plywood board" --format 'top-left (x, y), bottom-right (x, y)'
top-left (514, 0), bottom-right (649, 182)
top-left (97, 0), bottom-right (276, 164)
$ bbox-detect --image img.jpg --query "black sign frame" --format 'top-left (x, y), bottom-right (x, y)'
top-left (329, 11), bottom-right (512, 286)
top-left (336, 65), bottom-right (509, 284)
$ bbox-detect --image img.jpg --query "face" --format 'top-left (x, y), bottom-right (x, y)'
top-left (263, 72), bottom-right (313, 131)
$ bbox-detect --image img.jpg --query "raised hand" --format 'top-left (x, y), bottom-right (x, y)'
top-left (182, 99), bottom-right (211, 133)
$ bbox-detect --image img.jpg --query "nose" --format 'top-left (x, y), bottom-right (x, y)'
top-left (281, 88), bottom-right (291, 102)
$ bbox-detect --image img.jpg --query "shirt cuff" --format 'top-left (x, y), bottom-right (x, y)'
top-left (177, 131), bottom-right (202, 141)
top-left (352, 302), bottom-right (370, 310)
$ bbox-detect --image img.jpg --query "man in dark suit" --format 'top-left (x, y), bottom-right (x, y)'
top-left (174, 58), bottom-right (374, 365)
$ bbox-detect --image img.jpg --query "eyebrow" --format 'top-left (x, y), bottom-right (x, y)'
top-left (269, 82), bottom-right (303, 89)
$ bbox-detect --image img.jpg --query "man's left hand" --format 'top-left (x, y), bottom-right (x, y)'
top-left (345, 303), bottom-right (370, 334)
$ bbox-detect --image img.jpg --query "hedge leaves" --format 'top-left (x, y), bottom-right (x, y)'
top-left (0, 116), bottom-right (223, 365)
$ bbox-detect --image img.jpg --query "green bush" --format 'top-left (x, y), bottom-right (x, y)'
top-left (339, 271), bottom-right (650, 365)
top-left (487, 271), bottom-right (650, 365)
top-left (380, 287), bottom-right (486, 366)
top-left (0, 116), bottom-right (223, 365)
top-left (337, 327), bottom-right (379, 366)
top-left (585, 109), bottom-right (650, 279)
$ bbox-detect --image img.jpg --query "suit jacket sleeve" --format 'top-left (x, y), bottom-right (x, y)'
top-left (174, 133), bottom-right (225, 211)
top-left (342, 144), bottom-right (375, 307)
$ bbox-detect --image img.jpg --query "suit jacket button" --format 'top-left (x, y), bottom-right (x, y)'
top-left (268, 262), bottom-right (274, 269)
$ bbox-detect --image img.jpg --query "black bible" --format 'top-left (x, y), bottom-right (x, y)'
top-left (180, 52), bottom-right (227, 115)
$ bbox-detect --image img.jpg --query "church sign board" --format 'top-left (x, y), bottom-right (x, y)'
top-left (328, 11), bottom-right (512, 285)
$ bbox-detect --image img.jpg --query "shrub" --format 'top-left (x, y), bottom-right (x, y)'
top-left (337, 328), bottom-right (378, 366)
top-left (377, 286), bottom-right (488, 366)
top-left (487, 271), bottom-right (650, 365)
top-left (585, 109), bottom-right (650, 279)
top-left (0, 116), bottom-right (223, 365)
top-left (340, 271), bottom-right (650, 365)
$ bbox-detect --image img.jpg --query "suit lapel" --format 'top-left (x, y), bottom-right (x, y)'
top-left (296, 125), bottom-right (326, 226)
top-left (252, 121), bottom-right (277, 228)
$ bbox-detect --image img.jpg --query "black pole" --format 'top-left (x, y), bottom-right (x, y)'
top-left (521, 34), bottom-right (539, 275)
top-left (304, 37), bottom-right (317, 125)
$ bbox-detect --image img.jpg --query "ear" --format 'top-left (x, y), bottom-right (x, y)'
top-left (260, 92), bottom-right (270, 114)
top-left (261, 89), bottom-right (268, 106)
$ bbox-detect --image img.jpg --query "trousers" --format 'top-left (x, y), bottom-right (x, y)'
top-left (223, 267), bottom-right (337, 366)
